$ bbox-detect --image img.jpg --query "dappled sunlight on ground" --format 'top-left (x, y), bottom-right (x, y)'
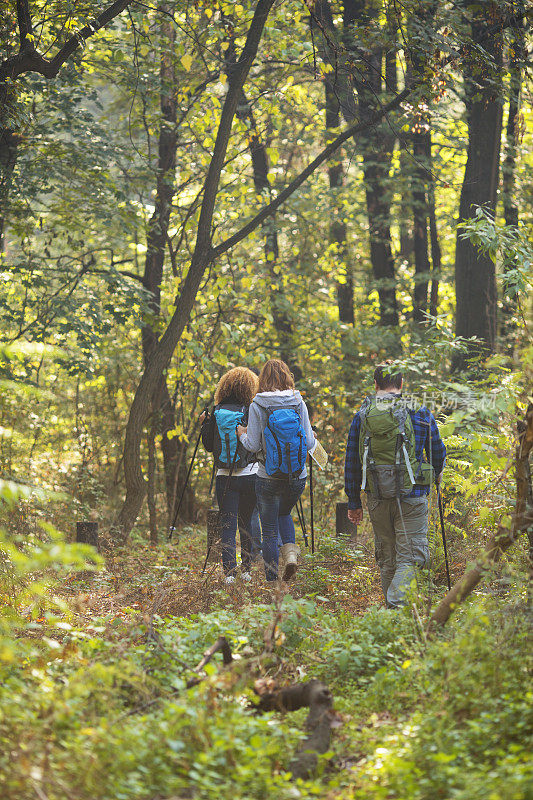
top-left (61, 526), bottom-right (385, 624)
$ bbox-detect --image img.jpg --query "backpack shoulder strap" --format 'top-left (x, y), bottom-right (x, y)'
top-left (266, 404), bottom-right (300, 414)
top-left (392, 401), bottom-right (415, 486)
top-left (390, 401), bottom-right (407, 432)
top-left (359, 395), bottom-right (374, 425)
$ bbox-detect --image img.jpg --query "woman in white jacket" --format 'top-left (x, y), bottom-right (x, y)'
top-left (237, 359), bottom-right (315, 582)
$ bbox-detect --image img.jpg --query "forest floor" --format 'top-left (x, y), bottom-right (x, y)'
top-left (62, 521), bottom-right (391, 623)
top-left (5, 513), bottom-right (530, 800)
top-left (60, 506), bottom-right (469, 626)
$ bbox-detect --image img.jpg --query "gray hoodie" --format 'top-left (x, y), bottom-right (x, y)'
top-left (238, 390), bottom-right (316, 479)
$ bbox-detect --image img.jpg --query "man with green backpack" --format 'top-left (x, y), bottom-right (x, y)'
top-left (344, 364), bottom-right (446, 608)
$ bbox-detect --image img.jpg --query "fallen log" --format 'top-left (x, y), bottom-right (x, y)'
top-left (253, 678), bottom-right (339, 779)
top-left (429, 510), bottom-right (533, 628)
top-left (186, 636), bottom-right (233, 688)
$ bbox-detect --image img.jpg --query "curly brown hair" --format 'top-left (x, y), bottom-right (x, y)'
top-left (214, 367), bottom-right (258, 406)
top-left (258, 359), bottom-right (295, 393)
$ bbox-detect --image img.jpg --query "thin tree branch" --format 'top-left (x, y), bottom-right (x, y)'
top-left (1, 0), bottom-right (134, 82)
top-left (212, 87), bottom-right (410, 259)
top-left (430, 405), bottom-right (533, 629)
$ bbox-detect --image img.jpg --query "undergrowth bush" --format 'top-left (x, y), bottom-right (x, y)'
top-left (340, 587), bottom-right (533, 799)
top-left (1, 488), bottom-right (531, 800)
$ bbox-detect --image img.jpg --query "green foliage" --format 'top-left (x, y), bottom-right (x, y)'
top-left (1, 567), bottom-right (531, 799)
top-left (1, 4), bottom-right (532, 796)
top-left (346, 591), bottom-right (533, 799)
top-left (0, 479), bottom-right (101, 666)
top-left (458, 207), bottom-right (533, 300)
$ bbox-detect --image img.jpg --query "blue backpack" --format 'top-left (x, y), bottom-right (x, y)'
top-left (264, 406), bottom-right (306, 478)
top-left (213, 405), bottom-right (248, 470)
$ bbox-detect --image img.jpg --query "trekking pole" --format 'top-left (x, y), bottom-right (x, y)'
top-left (437, 481), bottom-right (451, 591)
top-left (208, 460), bottom-right (216, 496)
top-left (298, 497), bottom-right (309, 548)
top-left (168, 410), bottom-right (207, 542)
top-left (309, 456), bottom-right (315, 554)
top-left (296, 497), bottom-right (309, 548)
top-left (200, 530), bottom-right (214, 576)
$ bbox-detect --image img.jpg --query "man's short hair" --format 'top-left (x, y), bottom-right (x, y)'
top-left (374, 363), bottom-right (403, 390)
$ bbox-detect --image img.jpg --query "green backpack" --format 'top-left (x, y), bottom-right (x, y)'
top-left (358, 395), bottom-right (433, 499)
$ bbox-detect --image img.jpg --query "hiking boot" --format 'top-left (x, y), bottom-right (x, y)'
top-left (279, 543), bottom-right (300, 581)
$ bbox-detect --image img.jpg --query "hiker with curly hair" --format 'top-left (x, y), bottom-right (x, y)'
top-left (201, 367), bottom-right (258, 585)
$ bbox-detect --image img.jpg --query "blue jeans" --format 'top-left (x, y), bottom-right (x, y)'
top-left (255, 476), bottom-right (306, 581)
top-left (250, 507), bottom-right (262, 560)
top-left (216, 475), bottom-right (256, 576)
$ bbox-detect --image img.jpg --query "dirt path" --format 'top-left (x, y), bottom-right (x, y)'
top-left (64, 526), bottom-right (385, 622)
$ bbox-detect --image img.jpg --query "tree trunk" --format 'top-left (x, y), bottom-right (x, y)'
top-left (0, 128), bottom-right (18, 250)
top-left (453, 6), bottom-right (503, 368)
top-left (235, 78), bottom-right (302, 381)
top-left (147, 420), bottom-right (158, 545)
top-left (112, 0), bottom-right (276, 542)
top-left (342, 0), bottom-right (399, 329)
top-left (399, 150), bottom-right (414, 266)
top-left (310, 0), bottom-right (399, 330)
top-left (360, 140), bottom-right (398, 328)
top-left (500, 18), bottom-right (525, 347)
top-left (428, 155), bottom-right (441, 320)
top-left (325, 80), bottom-right (353, 325)
top-left (168, 433), bottom-right (195, 528)
top-left (140, 8), bottom-right (184, 521)
top-left (411, 131), bottom-right (431, 323)
top-left (406, 1), bottom-right (439, 325)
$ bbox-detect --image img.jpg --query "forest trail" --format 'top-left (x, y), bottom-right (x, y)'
top-left (62, 527), bottom-right (384, 623)
top-left (41, 515), bottom-right (530, 800)
top-left (60, 514), bottom-right (459, 626)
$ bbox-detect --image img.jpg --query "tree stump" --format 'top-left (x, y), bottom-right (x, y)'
top-left (76, 521), bottom-right (99, 550)
top-left (335, 502), bottom-right (357, 544)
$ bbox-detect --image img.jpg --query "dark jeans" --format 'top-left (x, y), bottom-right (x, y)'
top-left (255, 476), bottom-right (306, 581)
top-left (216, 474), bottom-right (256, 576)
top-left (250, 507), bottom-right (262, 560)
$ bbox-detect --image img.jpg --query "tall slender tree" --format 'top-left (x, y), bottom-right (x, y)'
top-left (140, 7), bottom-right (192, 524)
top-left (406, 0), bottom-right (439, 325)
top-left (500, 12), bottom-right (526, 346)
top-left (454, 2), bottom-right (504, 367)
top-left (234, 83), bottom-right (303, 381)
top-left (325, 79), bottom-right (353, 326)
top-left (114, 0), bottom-right (277, 540)
top-left (342, 0), bottom-right (399, 329)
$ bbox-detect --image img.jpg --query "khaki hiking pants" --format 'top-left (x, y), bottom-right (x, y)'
top-left (366, 496), bottom-right (429, 608)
